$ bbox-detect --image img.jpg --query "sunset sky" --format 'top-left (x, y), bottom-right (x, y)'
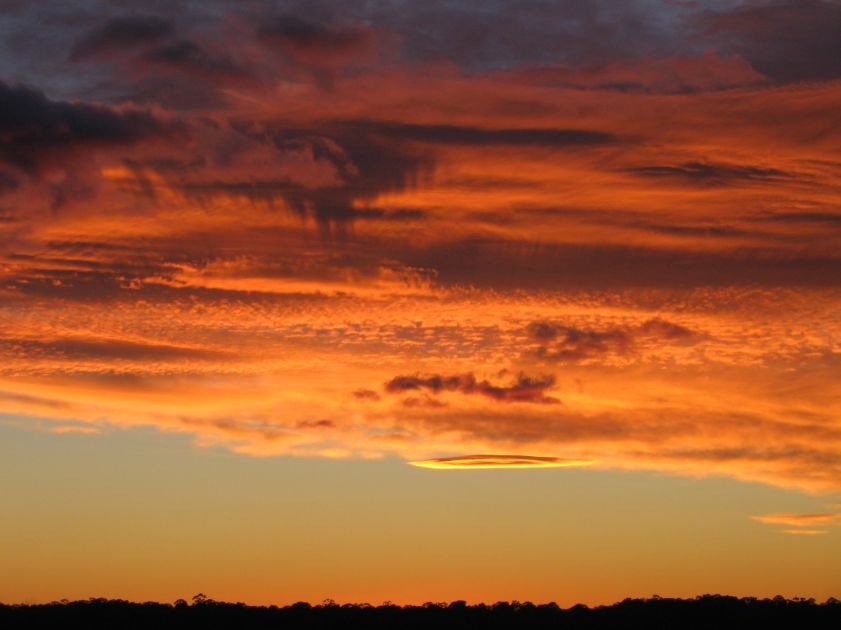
top-left (1, 0), bottom-right (840, 605)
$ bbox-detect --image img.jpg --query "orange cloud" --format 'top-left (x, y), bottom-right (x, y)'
top-left (751, 513), bottom-right (841, 527)
top-left (2, 11), bottom-right (841, 498)
top-left (409, 455), bottom-right (594, 470)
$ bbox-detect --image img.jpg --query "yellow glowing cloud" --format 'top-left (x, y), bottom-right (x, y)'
top-left (751, 513), bottom-right (841, 527)
top-left (408, 454), bottom-right (594, 470)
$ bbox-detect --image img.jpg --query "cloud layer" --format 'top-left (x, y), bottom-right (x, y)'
top-left (1, 1), bottom-right (840, 495)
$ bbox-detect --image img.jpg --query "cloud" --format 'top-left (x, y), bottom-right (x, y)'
top-left (0, 288), bottom-right (839, 491)
top-left (296, 419), bottom-right (335, 430)
top-left (0, 81), bottom-right (181, 173)
top-left (0, 336), bottom-right (226, 362)
top-left (626, 161), bottom-right (794, 186)
top-left (700, 0), bottom-right (841, 82)
top-left (69, 15), bottom-right (175, 61)
top-left (339, 120), bottom-right (617, 149)
top-left (138, 40), bottom-right (251, 82)
top-left (155, 120), bottom-right (433, 231)
top-left (398, 239), bottom-right (841, 290)
top-left (636, 319), bottom-right (695, 341)
top-left (255, 14), bottom-right (378, 88)
top-left (257, 15), bottom-right (376, 65)
top-left (409, 454), bottom-right (594, 470)
top-left (49, 424), bottom-right (101, 435)
top-left (499, 52), bottom-right (766, 94)
top-left (528, 325), bottom-right (632, 362)
top-left (781, 529), bottom-right (829, 536)
top-left (2, 4), bottom-right (841, 498)
top-left (338, 0), bottom-right (676, 70)
top-left (0, 171), bottom-right (19, 194)
top-left (751, 513), bottom-right (841, 527)
top-left (751, 212), bottom-right (841, 227)
top-left (384, 372), bottom-right (559, 404)
top-left (352, 389), bottom-right (380, 401)
top-left (401, 395), bottom-right (447, 409)
top-left (526, 318), bottom-right (696, 362)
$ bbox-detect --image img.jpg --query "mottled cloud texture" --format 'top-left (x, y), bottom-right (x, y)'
top-left (1, 1), bottom-right (840, 493)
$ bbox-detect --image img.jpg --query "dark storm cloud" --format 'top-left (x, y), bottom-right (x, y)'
top-left (69, 15), bottom-right (175, 61)
top-left (700, 0), bottom-right (841, 82)
top-left (384, 372), bottom-right (559, 404)
top-left (0, 81), bottom-right (181, 172)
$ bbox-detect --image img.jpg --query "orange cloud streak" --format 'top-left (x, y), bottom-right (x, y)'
top-left (408, 455), bottom-right (595, 470)
top-left (752, 513), bottom-right (841, 527)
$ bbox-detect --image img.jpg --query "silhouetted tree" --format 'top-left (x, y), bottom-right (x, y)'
top-left (1, 595), bottom-right (840, 629)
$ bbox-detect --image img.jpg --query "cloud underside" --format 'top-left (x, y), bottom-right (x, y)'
top-left (408, 455), bottom-right (594, 470)
top-left (1, 2), bottom-right (841, 495)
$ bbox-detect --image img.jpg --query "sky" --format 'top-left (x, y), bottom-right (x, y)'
top-left (0, 0), bottom-right (840, 604)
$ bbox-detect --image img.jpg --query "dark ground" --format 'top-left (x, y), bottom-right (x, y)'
top-left (2, 595), bottom-right (840, 629)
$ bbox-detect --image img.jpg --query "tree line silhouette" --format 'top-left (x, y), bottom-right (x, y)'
top-left (1, 594), bottom-right (839, 629)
